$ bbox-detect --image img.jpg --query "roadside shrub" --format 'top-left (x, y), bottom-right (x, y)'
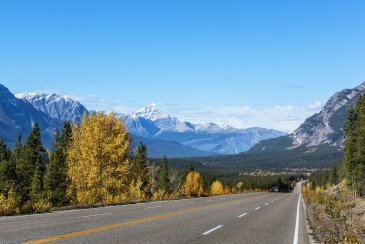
top-left (303, 180), bottom-right (362, 243)
top-left (0, 189), bottom-right (21, 216)
top-left (152, 189), bottom-right (166, 201)
top-left (211, 181), bottom-right (224, 195)
top-left (32, 200), bottom-right (52, 213)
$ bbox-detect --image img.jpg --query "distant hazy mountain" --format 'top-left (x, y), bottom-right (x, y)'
top-left (117, 104), bottom-right (286, 155)
top-left (0, 85), bottom-right (61, 148)
top-left (16, 92), bottom-right (88, 124)
top-left (250, 82), bottom-right (365, 155)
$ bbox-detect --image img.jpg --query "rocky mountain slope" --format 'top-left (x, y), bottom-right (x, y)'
top-left (250, 82), bottom-right (365, 155)
top-left (0, 85), bottom-right (61, 148)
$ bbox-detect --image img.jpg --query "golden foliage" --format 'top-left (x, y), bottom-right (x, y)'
top-left (0, 188), bottom-right (21, 216)
top-left (67, 112), bottom-right (131, 205)
top-left (32, 200), bottom-right (52, 213)
top-left (302, 181), bottom-right (362, 243)
top-left (232, 181), bottom-right (244, 193)
top-left (152, 189), bottom-right (167, 201)
top-left (182, 171), bottom-right (204, 198)
top-left (211, 180), bottom-right (224, 195)
top-left (128, 177), bottom-right (145, 201)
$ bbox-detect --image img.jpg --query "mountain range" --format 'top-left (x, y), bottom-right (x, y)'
top-left (116, 103), bottom-right (285, 156)
top-left (3, 80), bottom-right (364, 165)
top-left (0, 84), bottom-right (285, 157)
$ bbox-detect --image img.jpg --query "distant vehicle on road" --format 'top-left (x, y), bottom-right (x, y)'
top-left (269, 187), bottom-right (279, 192)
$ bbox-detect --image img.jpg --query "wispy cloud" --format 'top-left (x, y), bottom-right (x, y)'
top-left (307, 101), bottom-right (322, 111)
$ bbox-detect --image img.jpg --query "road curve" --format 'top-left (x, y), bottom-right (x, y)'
top-left (0, 182), bottom-right (309, 244)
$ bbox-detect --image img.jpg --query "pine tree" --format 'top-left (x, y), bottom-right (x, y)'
top-left (329, 164), bottom-right (339, 186)
top-left (61, 121), bottom-right (73, 151)
top-left (0, 139), bottom-right (10, 162)
top-left (30, 158), bottom-right (43, 202)
top-left (67, 113), bottom-right (131, 204)
top-left (11, 134), bottom-right (22, 165)
top-left (16, 123), bottom-right (45, 202)
top-left (0, 139), bottom-right (14, 195)
top-left (134, 142), bottom-right (150, 196)
top-left (156, 155), bottom-right (170, 192)
top-left (355, 95), bottom-right (365, 196)
top-left (44, 129), bottom-right (68, 206)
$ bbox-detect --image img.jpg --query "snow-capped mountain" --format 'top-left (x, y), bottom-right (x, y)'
top-left (250, 82), bottom-right (365, 153)
top-left (0, 85), bottom-right (62, 148)
top-left (133, 103), bottom-right (169, 121)
top-left (16, 92), bottom-right (88, 124)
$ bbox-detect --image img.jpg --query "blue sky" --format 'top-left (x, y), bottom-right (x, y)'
top-left (1, 1), bottom-right (364, 132)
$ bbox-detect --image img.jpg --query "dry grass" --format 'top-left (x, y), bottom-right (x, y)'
top-left (303, 181), bottom-right (364, 243)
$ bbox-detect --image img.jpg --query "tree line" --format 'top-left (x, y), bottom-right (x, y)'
top-left (0, 112), bottom-right (246, 215)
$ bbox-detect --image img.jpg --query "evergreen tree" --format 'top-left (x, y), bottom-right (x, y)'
top-left (156, 155), bottom-right (170, 192)
top-left (44, 129), bottom-right (68, 206)
top-left (342, 106), bottom-right (359, 194)
top-left (329, 164), bottom-right (339, 186)
top-left (355, 95), bottom-right (365, 196)
top-left (0, 139), bottom-right (10, 162)
top-left (30, 158), bottom-right (43, 202)
top-left (11, 134), bottom-right (23, 165)
top-left (16, 123), bottom-right (45, 202)
top-left (134, 142), bottom-right (150, 196)
top-left (61, 121), bottom-right (73, 151)
top-left (0, 139), bottom-right (14, 195)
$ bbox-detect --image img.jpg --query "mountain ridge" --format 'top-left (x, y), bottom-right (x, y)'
top-left (249, 82), bottom-right (365, 156)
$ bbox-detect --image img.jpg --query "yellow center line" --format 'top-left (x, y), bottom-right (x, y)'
top-left (23, 199), bottom-right (240, 244)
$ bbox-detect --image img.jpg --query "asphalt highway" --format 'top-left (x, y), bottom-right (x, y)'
top-left (0, 182), bottom-right (309, 244)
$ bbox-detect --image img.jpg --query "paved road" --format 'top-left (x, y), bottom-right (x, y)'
top-left (0, 182), bottom-right (309, 244)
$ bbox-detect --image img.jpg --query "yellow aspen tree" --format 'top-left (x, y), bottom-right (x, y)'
top-left (67, 112), bottom-right (131, 205)
top-left (211, 180), bottom-right (224, 195)
top-left (182, 171), bottom-right (204, 198)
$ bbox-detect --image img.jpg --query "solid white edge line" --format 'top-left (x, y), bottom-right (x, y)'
top-left (293, 187), bottom-right (301, 244)
top-left (203, 225), bottom-right (223, 235)
top-left (238, 213), bottom-right (247, 218)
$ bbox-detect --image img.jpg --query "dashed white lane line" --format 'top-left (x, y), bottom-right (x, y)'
top-left (144, 206), bottom-right (161, 210)
top-left (265, 203), bottom-right (269, 206)
top-left (255, 207), bottom-right (261, 210)
top-left (78, 213), bottom-right (111, 218)
top-left (238, 213), bottom-right (247, 218)
top-left (203, 225), bottom-right (223, 235)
